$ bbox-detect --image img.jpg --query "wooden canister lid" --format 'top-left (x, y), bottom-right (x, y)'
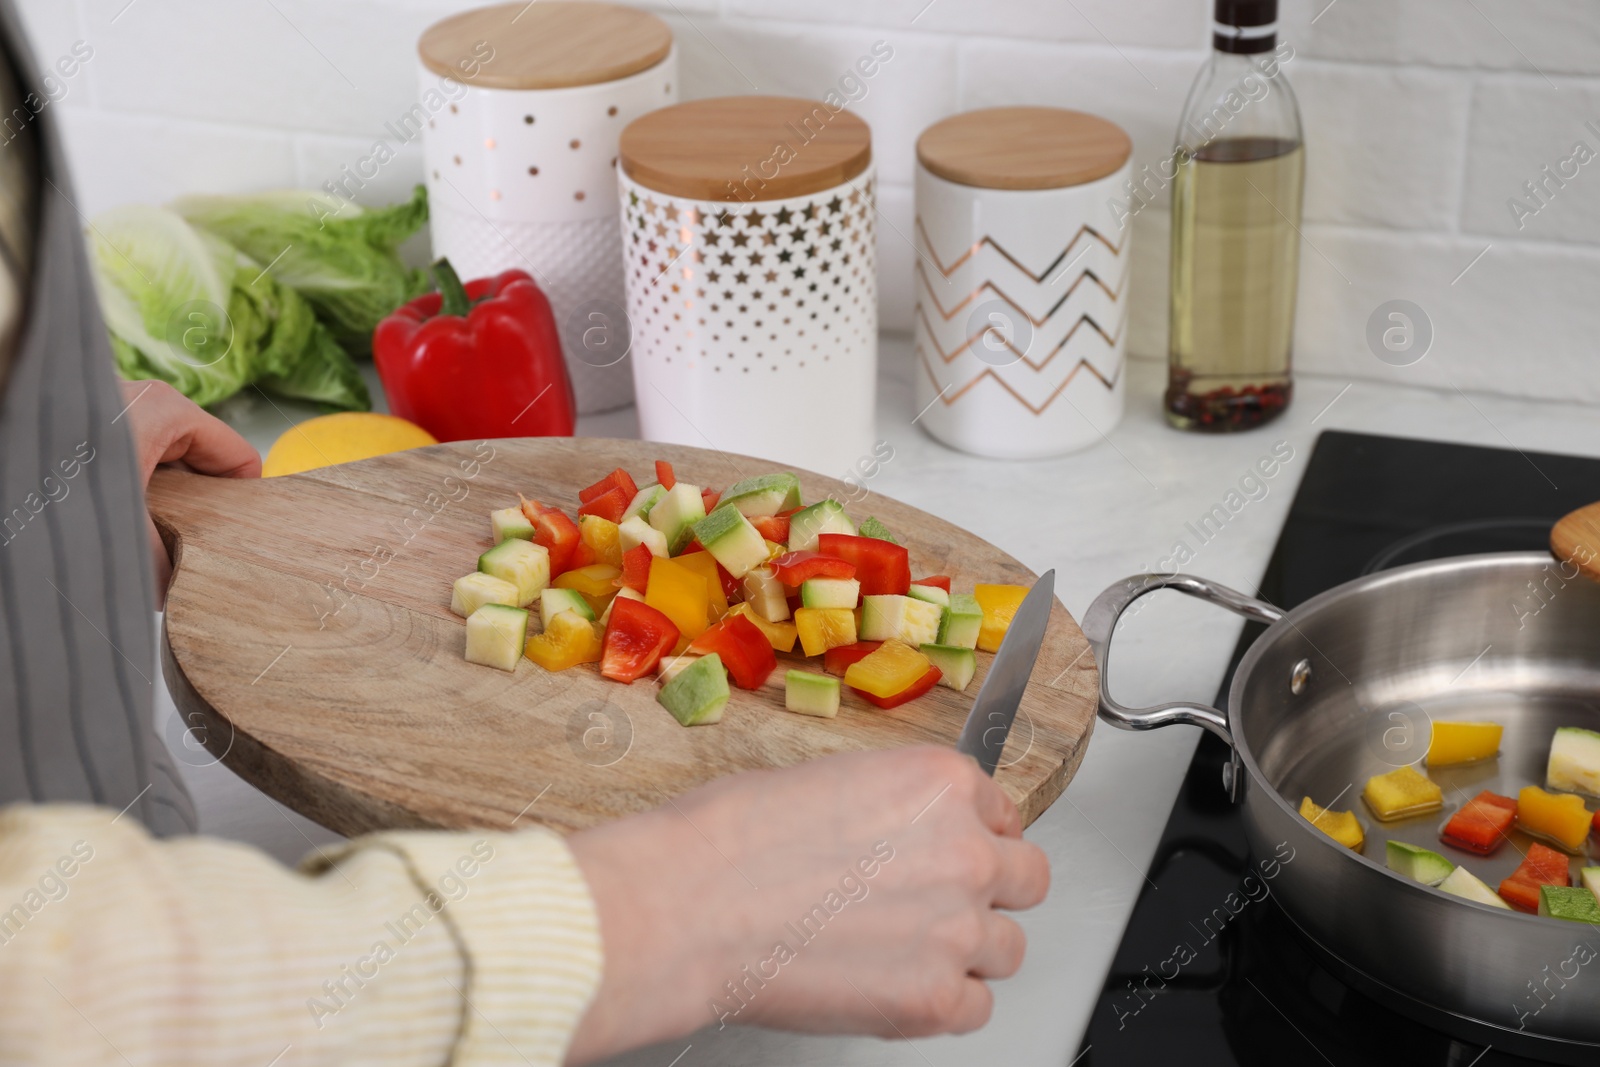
top-left (418, 1), bottom-right (672, 91)
top-left (917, 107), bottom-right (1132, 190)
top-left (619, 96), bottom-right (872, 202)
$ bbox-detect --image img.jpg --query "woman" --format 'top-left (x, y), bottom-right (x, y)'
top-left (0, 3), bottom-right (1047, 1062)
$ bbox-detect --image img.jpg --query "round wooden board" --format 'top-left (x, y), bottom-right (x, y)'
top-left (150, 439), bottom-right (1097, 837)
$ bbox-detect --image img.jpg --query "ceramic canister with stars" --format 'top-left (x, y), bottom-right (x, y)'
top-left (616, 97), bottom-right (877, 476)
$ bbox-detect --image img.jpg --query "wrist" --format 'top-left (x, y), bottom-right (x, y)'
top-left (564, 806), bottom-right (744, 1063)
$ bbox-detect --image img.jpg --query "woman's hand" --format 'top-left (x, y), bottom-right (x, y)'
top-left (565, 745), bottom-right (1050, 1063)
top-left (119, 380), bottom-right (260, 602)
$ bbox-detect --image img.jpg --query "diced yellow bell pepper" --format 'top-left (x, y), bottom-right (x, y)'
top-left (1426, 721), bottom-right (1502, 767)
top-left (524, 609), bottom-right (602, 671)
top-left (765, 539), bottom-right (787, 560)
top-left (554, 563), bottom-right (621, 616)
top-left (644, 556), bottom-right (710, 642)
top-left (728, 602), bottom-right (798, 653)
top-left (1299, 796), bottom-right (1365, 851)
top-left (844, 639), bottom-right (931, 698)
top-left (672, 551), bottom-right (730, 623)
top-left (974, 583), bottom-right (1028, 653)
top-left (1517, 785), bottom-right (1592, 852)
top-left (1362, 764), bottom-right (1443, 822)
top-left (579, 515), bottom-right (623, 568)
top-left (794, 607), bottom-right (857, 657)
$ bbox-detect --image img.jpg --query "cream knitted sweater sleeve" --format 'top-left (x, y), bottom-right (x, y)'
top-left (0, 805), bottom-right (603, 1066)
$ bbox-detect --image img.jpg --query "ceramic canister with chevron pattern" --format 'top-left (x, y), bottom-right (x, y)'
top-left (913, 107), bottom-right (1133, 459)
top-left (418, 2), bottom-right (677, 415)
top-left (617, 97), bottom-right (877, 474)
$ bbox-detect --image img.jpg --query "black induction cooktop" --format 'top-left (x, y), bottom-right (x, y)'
top-left (1078, 430), bottom-right (1600, 1067)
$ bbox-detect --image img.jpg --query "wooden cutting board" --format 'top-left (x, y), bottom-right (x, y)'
top-left (1552, 501), bottom-right (1600, 583)
top-left (150, 438), bottom-right (1097, 836)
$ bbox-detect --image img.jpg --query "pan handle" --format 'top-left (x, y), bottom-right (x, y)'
top-left (1081, 574), bottom-right (1284, 802)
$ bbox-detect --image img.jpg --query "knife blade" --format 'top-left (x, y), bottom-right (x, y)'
top-left (955, 569), bottom-right (1055, 776)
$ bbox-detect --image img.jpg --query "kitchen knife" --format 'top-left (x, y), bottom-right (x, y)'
top-left (955, 569), bottom-right (1055, 775)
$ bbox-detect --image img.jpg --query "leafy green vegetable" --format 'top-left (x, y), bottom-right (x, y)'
top-left (172, 185), bottom-right (430, 357)
top-left (88, 204), bottom-right (369, 411)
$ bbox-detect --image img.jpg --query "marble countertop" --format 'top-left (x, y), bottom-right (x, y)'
top-left (210, 337), bottom-right (1600, 1065)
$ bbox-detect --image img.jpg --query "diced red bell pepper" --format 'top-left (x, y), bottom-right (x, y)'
top-left (1440, 790), bottom-right (1517, 854)
top-left (580, 467), bottom-right (639, 506)
top-left (687, 613), bottom-right (776, 690)
top-left (600, 596), bottom-right (679, 683)
top-left (702, 487), bottom-right (721, 512)
top-left (818, 533), bottom-right (911, 596)
top-left (851, 666), bottom-right (942, 709)
top-left (1498, 842), bottom-right (1571, 913)
top-left (824, 641), bottom-right (882, 677)
top-left (752, 515), bottom-right (790, 543)
top-left (1593, 810), bottom-right (1600, 838)
top-left (771, 550), bottom-right (855, 585)
top-left (569, 542), bottom-right (597, 570)
top-left (655, 460), bottom-right (676, 490)
top-left (679, 541), bottom-right (740, 599)
top-left (521, 497), bottom-right (581, 576)
top-left (911, 575), bottom-right (952, 593)
top-left (618, 543), bottom-right (653, 594)
top-left (577, 485), bottom-right (630, 524)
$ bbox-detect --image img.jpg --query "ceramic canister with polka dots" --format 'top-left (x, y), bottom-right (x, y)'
top-left (616, 97), bottom-right (876, 475)
top-left (418, 2), bottom-right (677, 415)
top-left (913, 107), bottom-right (1133, 459)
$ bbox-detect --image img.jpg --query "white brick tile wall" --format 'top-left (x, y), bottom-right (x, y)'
top-left (1284, 0), bottom-right (1600, 77)
top-left (12, 0), bottom-right (1600, 403)
top-left (1294, 60), bottom-right (1471, 230)
top-left (1460, 77), bottom-right (1600, 245)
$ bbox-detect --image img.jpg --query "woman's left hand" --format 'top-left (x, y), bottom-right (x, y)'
top-left (119, 380), bottom-right (260, 605)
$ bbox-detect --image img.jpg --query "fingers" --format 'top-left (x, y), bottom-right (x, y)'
top-left (968, 913), bottom-right (1027, 980)
top-left (966, 767), bottom-right (1024, 839)
top-left (123, 381), bottom-right (261, 484)
top-left (990, 837), bottom-right (1050, 910)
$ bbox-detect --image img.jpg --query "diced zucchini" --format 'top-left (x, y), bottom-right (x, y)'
top-left (541, 587), bottom-right (596, 628)
top-left (920, 643), bottom-right (978, 692)
top-left (788, 498), bottom-right (856, 552)
top-left (465, 604), bottom-right (528, 672)
top-left (1582, 867), bottom-right (1600, 897)
top-left (1547, 726), bottom-right (1600, 797)
top-left (619, 515), bottom-right (669, 557)
top-left (692, 505), bottom-right (768, 578)
top-left (858, 594), bottom-right (942, 646)
top-left (1540, 885), bottom-right (1600, 924)
top-left (938, 593), bottom-right (982, 649)
top-left (907, 583), bottom-right (950, 609)
top-left (1438, 866), bottom-right (1511, 909)
top-left (716, 472), bottom-right (802, 518)
top-left (658, 651), bottom-right (701, 683)
top-left (741, 566), bottom-right (790, 622)
top-left (477, 538), bottom-right (550, 607)
top-left (623, 484), bottom-right (668, 523)
top-left (657, 652), bottom-right (730, 725)
top-left (785, 670), bottom-right (841, 718)
top-left (490, 506), bottom-right (535, 544)
top-left (600, 586), bottom-right (645, 625)
top-left (451, 572), bottom-right (520, 617)
top-left (857, 516), bottom-right (899, 543)
top-left (648, 482), bottom-right (706, 554)
top-left (801, 577), bottom-right (861, 609)
top-left (1385, 840), bottom-right (1455, 887)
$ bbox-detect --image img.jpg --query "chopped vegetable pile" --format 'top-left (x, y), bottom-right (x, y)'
top-left (1301, 720), bottom-right (1600, 921)
top-left (450, 461), bottom-right (1033, 728)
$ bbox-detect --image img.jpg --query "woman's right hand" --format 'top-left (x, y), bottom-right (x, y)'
top-left (564, 745), bottom-right (1050, 1063)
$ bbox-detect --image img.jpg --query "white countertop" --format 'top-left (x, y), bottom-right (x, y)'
top-left (199, 337), bottom-right (1600, 1065)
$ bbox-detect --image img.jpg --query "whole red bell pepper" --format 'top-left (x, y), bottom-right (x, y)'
top-left (374, 259), bottom-right (576, 442)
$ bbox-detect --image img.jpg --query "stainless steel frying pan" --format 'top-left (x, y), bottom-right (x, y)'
top-left (1085, 552), bottom-right (1600, 1054)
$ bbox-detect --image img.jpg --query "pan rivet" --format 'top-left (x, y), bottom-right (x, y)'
top-left (1290, 658), bottom-right (1312, 695)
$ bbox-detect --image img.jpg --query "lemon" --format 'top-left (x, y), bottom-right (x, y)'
top-left (262, 413), bottom-right (437, 477)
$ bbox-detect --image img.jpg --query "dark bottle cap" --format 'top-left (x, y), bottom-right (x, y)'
top-left (1214, 0), bottom-right (1277, 53)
